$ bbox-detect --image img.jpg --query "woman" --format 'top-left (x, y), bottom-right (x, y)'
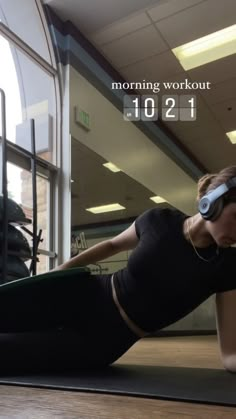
top-left (0, 166), bottom-right (236, 372)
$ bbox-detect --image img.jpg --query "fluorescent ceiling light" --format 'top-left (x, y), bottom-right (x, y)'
top-left (226, 130), bottom-right (236, 144)
top-left (150, 196), bottom-right (166, 204)
top-left (172, 25), bottom-right (236, 70)
top-left (86, 203), bottom-right (125, 214)
top-left (103, 162), bottom-right (121, 172)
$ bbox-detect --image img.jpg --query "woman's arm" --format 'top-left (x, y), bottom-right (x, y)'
top-left (51, 221), bottom-right (139, 271)
top-left (51, 239), bottom-right (117, 271)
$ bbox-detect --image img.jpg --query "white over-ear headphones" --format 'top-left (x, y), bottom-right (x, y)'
top-left (198, 177), bottom-right (236, 220)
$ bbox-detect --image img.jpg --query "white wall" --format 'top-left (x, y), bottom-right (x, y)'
top-left (69, 66), bottom-right (198, 215)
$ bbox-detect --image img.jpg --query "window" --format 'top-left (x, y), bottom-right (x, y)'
top-left (0, 34), bottom-right (57, 164)
top-left (7, 161), bottom-right (56, 274)
top-left (0, 1), bottom-right (61, 275)
top-left (0, 0), bottom-right (53, 64)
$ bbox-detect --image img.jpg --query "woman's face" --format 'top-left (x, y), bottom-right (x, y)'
top-left (207, 202), bottom-right (236, 247)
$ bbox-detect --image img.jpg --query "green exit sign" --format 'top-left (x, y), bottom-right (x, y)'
top-left (75, 106), bottom-right (91, 131)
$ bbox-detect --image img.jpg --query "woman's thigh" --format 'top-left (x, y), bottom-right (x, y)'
top-left (0, 272), bottom-right (104, 332)
top-left (0, 329), bottom-right (93, 372)
top-left (0, 273), bottom-right (139, 371)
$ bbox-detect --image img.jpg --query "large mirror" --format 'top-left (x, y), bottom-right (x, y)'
top-left (70, 69), bottom-right (217, 346)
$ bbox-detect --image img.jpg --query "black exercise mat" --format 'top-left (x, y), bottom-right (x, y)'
top-left (0, 365), bottom-right (235, 407)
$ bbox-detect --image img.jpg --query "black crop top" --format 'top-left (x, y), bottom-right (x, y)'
top-left (114, 208), bottom-right (236, 332)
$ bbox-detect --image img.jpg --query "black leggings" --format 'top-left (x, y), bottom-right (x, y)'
top-left (0, 270), bottom-right (139, 372)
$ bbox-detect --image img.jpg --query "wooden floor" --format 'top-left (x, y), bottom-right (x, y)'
top-left (0, 335), bottom-right (235, 418)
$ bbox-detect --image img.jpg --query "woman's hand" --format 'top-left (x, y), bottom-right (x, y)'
top-left (224, 355), bottom-right (236, 373)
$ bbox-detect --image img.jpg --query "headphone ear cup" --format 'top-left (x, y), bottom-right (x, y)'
top-left (198, 196), bottom-right (224, 220)
top-left (198, 195), bottom-right (212, 219)
top-left (209, 198), bottom-right (224, 221)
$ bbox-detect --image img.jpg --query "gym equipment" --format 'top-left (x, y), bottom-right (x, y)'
top-left (0, 200), bottom-right (31, 283)
top-left (198, 176), bottom-right (236, 220)
top-left (0, 364), bottom-right (235, 406)
top-left (0, 196), bottom-right (31, 225)
top-left (0, 224), bottom-right (31, 258)
top-left (0, 195), bottom-right (32, 283)
top-left (1, 98), bottom-right (39, 281)
top-left (0, 255), bottom-right (30, 284)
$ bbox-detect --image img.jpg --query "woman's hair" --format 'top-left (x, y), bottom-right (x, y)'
top-left (196, 165), bottom-right (236, 204)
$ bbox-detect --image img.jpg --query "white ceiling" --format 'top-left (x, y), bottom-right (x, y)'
top-left (43, 0), bottom-right (236, 227)
top-left (43, 0), bottom-right (161, 32)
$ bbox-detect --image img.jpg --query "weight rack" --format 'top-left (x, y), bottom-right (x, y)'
top-left (0, 88), bottom-right (41, 283)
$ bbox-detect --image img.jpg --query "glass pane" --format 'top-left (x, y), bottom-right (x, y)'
top-left (7, 162), bottom-right (51, 253)
top-left (0, 34), bottom-right (56, 164)
top-left (0, 0), bottom-right (52, 64)
top-left (7, 163), bottom-right (23, 205)
top-left (36, 174), bottom-right (50, 252)
top-left (0, 35), bottom-right (22, 141)
top-left (25, 254), bottom-right (49, 275)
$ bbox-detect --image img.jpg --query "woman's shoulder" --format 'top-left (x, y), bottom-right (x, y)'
top-left (146, 207), bottom-right (187, 222)
top-left (136, 207), bottom-right (186, 229)
top-left (139, 206), bottom-right (186, 218)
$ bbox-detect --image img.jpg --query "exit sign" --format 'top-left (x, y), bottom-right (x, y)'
top-left (75, 106), bottom-right (91, 131)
